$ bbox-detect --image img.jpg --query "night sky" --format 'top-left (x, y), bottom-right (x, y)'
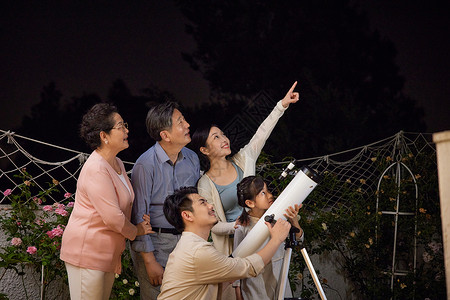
top-left (1, 1), bottom-right (449, 134)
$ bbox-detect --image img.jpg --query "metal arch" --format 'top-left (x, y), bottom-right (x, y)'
top-left (375, 161), bottom-right (419, 297)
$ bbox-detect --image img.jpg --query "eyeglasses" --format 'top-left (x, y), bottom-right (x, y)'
top-left (111, 122), bottom-right (129, 131)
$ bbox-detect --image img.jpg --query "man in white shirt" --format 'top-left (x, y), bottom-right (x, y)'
top-left (158, 186), bottom-right (291, 300)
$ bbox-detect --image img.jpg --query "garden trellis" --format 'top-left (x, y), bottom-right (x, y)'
top-left (0, 129), bottom-right (134, 206)
top-left (258, 131), bottom-right (435, 212)
top-left (255, 131), bottom-right (437, 297)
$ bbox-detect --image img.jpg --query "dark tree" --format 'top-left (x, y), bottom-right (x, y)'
top-left (107, 79), bottom-right (178, 162)
top-left (19, 83), bottom-right (102, 162)
top-left (17, 80), bottom-right (179, 162)
top-left (175, 0), bottom-right (425, 158)
top-left (21, 82), bottom-right (64, 143)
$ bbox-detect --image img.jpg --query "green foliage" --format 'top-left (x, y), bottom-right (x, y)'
top-left (258, 149), bottom-right (445, 299)
top-left (0, 170), bottom-right (142, 299)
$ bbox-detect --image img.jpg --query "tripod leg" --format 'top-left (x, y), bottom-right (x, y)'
top-left (300, 248), bottom-right (327, 300)
top-left (277, 248), bottom-right (292, 300)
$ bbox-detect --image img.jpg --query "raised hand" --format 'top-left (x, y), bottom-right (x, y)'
top-left (281, 81), bottom-right (300, 108)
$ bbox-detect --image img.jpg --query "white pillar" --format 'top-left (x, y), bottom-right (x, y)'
top-left (433, 130), bottom-right (450, 298)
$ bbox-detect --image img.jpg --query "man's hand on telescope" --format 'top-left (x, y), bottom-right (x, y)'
top-left (257, 219), bottom-right (292, 265)
top-left (265, 218), bottom-right (291, 243)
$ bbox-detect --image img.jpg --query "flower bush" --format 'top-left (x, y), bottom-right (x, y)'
top-left (0, 170), bottom-right (72, 299)
top-left (0, 170), bottom-right (142, 299)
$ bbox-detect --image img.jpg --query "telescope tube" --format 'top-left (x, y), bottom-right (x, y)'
top-left (232, 166), bottom-right (320, 258)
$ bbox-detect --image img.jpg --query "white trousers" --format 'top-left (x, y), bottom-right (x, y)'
top-left (65, 262), bottom-right (115, 300)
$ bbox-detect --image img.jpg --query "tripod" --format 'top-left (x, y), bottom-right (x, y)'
top-left (265, 214), bottom-right (327, 300)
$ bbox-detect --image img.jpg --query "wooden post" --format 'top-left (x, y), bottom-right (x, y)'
top-left (433, 130), bottom-right (450, 298)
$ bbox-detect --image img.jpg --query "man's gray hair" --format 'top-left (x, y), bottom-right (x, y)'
top-left (146, 102), bottom-right (179, 141)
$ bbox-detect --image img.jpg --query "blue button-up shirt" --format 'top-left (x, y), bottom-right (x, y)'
top-left (130, 142), bottom-right (200, 252)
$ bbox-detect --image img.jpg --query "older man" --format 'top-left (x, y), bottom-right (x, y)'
top-left (130, 102), bottom-right (200, 299)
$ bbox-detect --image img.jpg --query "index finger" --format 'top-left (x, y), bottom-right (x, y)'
top-left (288, 81), bottom-right (298, 93)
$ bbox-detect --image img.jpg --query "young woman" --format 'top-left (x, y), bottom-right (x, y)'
top-left (233, 176), bottom-right (303, 300)
top-left (191, 81), bottom-right (300, 256)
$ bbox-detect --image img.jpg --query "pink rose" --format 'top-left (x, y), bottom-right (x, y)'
top-left (46, 230), bottom-right (55, 239)
top-left (57, 203), bottom-right (65, 210)
top-left (67, 202), bottom-right (75, 208)
top-left (33, 197), bottom-right (43, 205)
top-left (64, 192), bottom-right (72, 198)
top-left (11, 237), bottom-right (22, 246)
top-left (51, 226), bottom-right (64, 237)
top-left (55, 208), bottom-right (68, 216)
top-left (35, 219), bottom-right (44, 226)
top-left (27, 246), bottom-right (37, 255)
top-left (3, 189), bottom-right (12, 196)
top-left (43, 205), bottom-right (53, 212)
top-left (53, 240), bottom-right (61, 250)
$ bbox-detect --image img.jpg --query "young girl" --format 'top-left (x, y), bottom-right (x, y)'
top-left (233, 176), bottom-right (304, 300)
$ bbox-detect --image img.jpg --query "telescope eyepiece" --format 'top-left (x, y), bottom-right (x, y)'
top-left (264, 214), bottom-right (275, 224)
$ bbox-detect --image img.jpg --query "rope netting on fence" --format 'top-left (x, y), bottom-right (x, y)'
top-left (256, 130), bottom-right (436, 212)
top-left (0, 129), bottom-right (134, 206)
top-left (1, 128), bottom-right (435, 211)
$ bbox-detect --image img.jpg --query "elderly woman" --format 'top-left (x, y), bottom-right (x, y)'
top-left (191, 82), bottom-right (300, 256)
top-left (60, 103), bottom-right (153, 300)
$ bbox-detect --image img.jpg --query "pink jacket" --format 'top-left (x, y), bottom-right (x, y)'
top-left (60, 150), bottom-right (137, 273)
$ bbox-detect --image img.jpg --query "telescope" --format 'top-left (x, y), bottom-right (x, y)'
top-left (232, 165), bottom-right (321, 258)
